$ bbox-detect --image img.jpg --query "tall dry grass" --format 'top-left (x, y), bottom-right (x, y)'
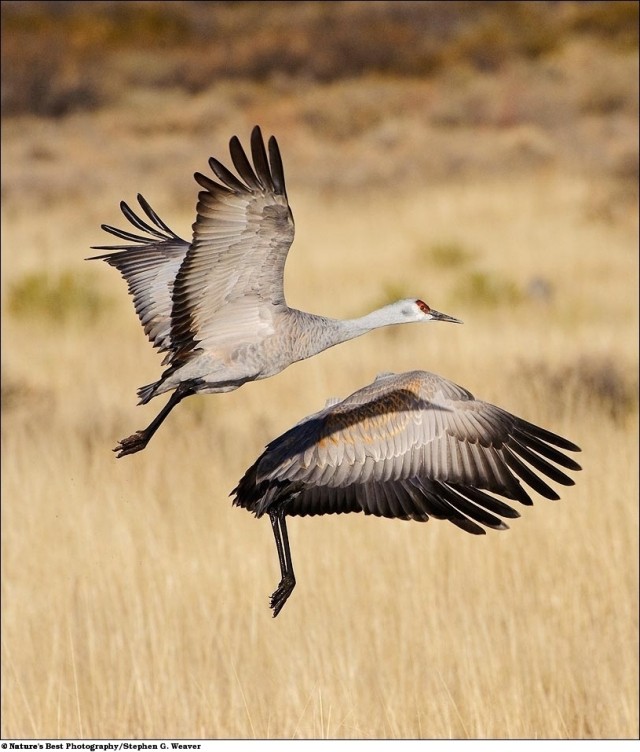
top-left (2, 149), bottom-right (638, 738)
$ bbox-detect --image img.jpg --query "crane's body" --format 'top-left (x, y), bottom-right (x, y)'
top-left (142, 303), bottom-right (447, 400)
top-left (232, 370), bottom-right (582, 616)
top-left (90, 127), bottom-right (460, 457)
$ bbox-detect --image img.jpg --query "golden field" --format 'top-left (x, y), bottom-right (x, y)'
top-left (2, 1), bottom-right (638, 740)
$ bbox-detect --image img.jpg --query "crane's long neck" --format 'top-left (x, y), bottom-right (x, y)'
top-left (336, 307), bottom-right (398, 338)
top-left (286, 307), bottom-right (398, 362)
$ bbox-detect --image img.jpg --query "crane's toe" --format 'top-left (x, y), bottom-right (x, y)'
top-left (113, 430), bottom-right (149, 458)
top-left (270, 574), bottom-right (296, 617)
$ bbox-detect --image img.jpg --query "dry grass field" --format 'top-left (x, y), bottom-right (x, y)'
top-left (2, 1), bottom-right (638, 740)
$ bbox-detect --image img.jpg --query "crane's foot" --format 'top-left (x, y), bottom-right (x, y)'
top-left (113, 430), bottom-right (149, 458)
top-left (270, 574), bottom-right (296, 618)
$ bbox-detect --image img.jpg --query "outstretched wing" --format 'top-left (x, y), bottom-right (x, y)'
top-left (169, 125), bottom-right (295, 367)
top-left (88, 195), bottom-right (189, 360)
top-left (232, 370), bottom-right (581, 535)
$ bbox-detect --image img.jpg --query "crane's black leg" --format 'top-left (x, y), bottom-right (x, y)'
top-left (114, 384), bottom-right (192, 458)
top-left (269, 508), bottom-right (296, 617)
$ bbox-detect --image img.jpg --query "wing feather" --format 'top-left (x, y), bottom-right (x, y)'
top-left (229, 135), bottom-right (263, 191)
top-left (170, 126), bottom-right (295, 366)
top-left (208, 156), bottom-right (252, 194)
top-left (250, 128), bottom-right (276, 192)
top-left (509, 438), bottom-right (576, 486)
top-left (232, 370), bottom-right (582, 532)
top-left (88, 195), bottom-right (189, 356)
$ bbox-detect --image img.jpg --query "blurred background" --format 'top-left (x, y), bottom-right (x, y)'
top-left (2, 0), bottom-right (638, 740)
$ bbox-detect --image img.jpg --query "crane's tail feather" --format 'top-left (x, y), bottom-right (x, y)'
top-left (137, 381), bottom-right (159, 405)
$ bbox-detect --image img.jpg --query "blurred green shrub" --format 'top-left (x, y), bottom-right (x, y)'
top-left (453, 270), bottom-right (523, 307)
top-left (7, 270), bottom-right (112, 325)
top-left (0, 374), bottom-right (48, 414)
top-left (423, 242), bottom-right (475, 270)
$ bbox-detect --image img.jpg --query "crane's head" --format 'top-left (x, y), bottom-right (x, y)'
top-left (396, 298), bottom-right (463, 324)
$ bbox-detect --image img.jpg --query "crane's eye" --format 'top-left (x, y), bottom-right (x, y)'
top-left (416, 299), bottom-right (431, 314)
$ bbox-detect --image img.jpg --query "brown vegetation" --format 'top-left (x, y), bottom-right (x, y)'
top-left (2, 1), bottom-right (638, 740)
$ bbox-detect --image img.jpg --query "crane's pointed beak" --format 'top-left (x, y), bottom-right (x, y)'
top-left (429, 309), bottom-right (463, 324)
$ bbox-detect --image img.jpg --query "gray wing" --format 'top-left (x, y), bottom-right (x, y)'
top-left (88, 195), bottom-right (189, 360)
top-left (169, 125), bottom-right (295, 366)
top-left (232, 370), bottom-right (582, 535)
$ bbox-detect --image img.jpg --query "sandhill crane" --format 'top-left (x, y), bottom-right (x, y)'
top-left (89, 126), bottom-right (461, 457)
top-left (232, 370), bottom-right (582, 616)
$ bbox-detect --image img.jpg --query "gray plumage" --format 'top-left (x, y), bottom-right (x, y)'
top-left (89, 126), bottom-right (461, 457)
top-left (232, 370), bottom-right (582, 616)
